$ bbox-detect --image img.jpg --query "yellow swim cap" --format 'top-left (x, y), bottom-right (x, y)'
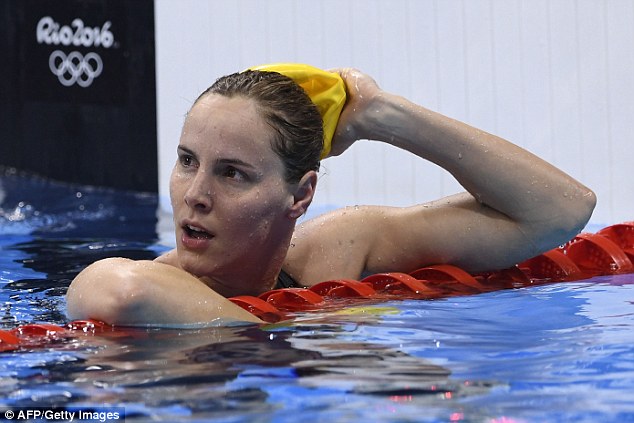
top-left (248, 63), bottom-right (346, 159)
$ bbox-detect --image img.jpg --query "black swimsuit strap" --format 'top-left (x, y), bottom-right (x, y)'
top-left (275, 269), bottom-right (300, 289)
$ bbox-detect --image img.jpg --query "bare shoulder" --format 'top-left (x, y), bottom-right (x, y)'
top-left (66, 257), bottom-right (156, 322)
top-left (67, 256), bottom-right (261, 325)
top-left (282, 205), bottom-right (399, 286)
top-left (281, 192), bottom-right (543, 286)
top-left (71, 257), bottom-right (183, 290)
top-left (154, 248), bottom-right (181, 267)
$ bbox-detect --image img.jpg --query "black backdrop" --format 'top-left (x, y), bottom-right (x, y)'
top-left (0, 0), bottom-right (157, 192)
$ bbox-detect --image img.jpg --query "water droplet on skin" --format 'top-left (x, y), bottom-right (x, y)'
top-left (458, 153), bottom-right (463, 160)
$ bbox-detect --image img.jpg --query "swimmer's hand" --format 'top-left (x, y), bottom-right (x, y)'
top-left (328, 68), bottom-right (383, 157)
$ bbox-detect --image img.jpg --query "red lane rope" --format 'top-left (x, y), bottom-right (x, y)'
top-left (229, 221), bottom-right (634, 323)
top-left (2, 221), bottom-right (634, 351)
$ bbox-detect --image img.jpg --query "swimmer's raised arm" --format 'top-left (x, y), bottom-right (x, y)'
top-left (286, 69), bottom-right (596, 283)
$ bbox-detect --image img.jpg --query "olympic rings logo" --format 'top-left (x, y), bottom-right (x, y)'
top-left (48, 50), bottom-right (103, 88)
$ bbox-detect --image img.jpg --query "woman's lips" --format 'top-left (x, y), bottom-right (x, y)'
top-left (184, 224), bottom-right (212, 239)
top-left (181, 224), bottom-right (213, 249)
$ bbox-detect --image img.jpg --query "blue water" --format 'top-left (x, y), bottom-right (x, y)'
top-left (1, 169), bottom-right (633, 422)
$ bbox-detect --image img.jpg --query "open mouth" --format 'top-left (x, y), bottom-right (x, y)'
top-left (183, 224), bottom-right (213, 240)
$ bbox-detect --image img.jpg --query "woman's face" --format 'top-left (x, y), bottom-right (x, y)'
top-left (170, 94), bottom-right (297, 295)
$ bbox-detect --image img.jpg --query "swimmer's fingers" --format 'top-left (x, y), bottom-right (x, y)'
top-left (328, 67), bottom-right (381, 101)
top-left (327, 68), bottom-right (383, 157)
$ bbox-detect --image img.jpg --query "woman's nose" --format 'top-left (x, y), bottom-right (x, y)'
top-left (184, 174), bottom-right (213, 212)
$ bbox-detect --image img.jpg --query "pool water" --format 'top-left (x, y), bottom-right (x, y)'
top-left (1, 169), bottom-right (633, 422)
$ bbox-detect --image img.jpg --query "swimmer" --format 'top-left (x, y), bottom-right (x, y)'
top-left (66, 66), bottom-right (596, 325)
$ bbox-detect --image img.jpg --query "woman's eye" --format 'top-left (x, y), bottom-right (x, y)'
top-left (223, 166), bottom-right (247, 181)
top-left (179, 155), bottom-right (195, 167)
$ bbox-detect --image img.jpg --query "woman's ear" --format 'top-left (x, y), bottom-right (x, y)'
top-left (288, 171), bottom-right (318, 219)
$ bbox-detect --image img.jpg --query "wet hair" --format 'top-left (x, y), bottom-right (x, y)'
top-left (194, 70), bottom-right (323, 184)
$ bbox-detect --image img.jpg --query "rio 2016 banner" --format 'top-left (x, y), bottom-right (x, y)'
top-left (24, 1), bottom-right (130, 104)
top-left (37, 16), bottom-right (113, 88)
top-left (0, 0), bottom-right (157, 192)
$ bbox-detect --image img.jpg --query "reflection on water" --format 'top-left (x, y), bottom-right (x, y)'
top-left (1, 170), bottom-right (634, 422)
top-left (0, 318), bottom-right (493, 421)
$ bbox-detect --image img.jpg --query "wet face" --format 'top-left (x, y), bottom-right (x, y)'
top-left (170, 94), bottom-right (298, 295)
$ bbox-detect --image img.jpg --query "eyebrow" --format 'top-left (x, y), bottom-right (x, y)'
top-left (215, 157), bottom-right (257, 170)
top-left (176, 145), bottom-right (257, 170)
top-left (177, 145), bottom-right (196, 157)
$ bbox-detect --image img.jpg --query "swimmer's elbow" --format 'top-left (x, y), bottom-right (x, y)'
top-left (562, 187), bottom-right (596, 237)
top-left (534, 186), bottom-right (597, 252)
top-left (578, 187), bottom-right (597, 226)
